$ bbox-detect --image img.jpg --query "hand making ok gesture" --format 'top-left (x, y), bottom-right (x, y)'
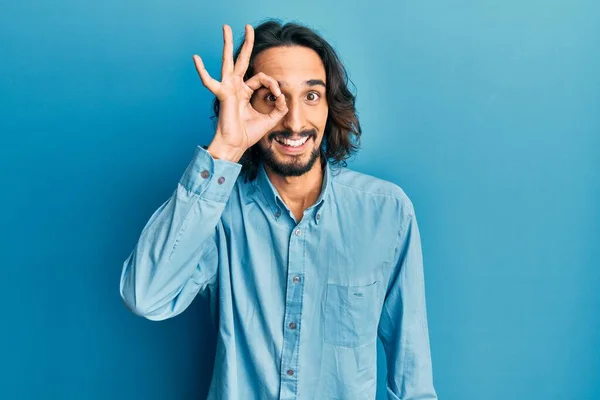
top-left (193, 24), bottom-right (289, 162)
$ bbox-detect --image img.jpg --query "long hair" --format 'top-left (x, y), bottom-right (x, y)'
top-left (211, 19), bottom-right (362, 180)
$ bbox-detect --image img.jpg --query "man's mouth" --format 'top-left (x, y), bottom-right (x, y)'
top-left (274, 136), bottom-right (311, 148)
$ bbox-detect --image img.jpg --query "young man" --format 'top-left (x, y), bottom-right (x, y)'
top-left (120, 20), bottom-right (438, 400)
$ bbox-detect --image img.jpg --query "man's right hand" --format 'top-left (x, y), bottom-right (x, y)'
top-left (192, 24), bottom-right (289, 162)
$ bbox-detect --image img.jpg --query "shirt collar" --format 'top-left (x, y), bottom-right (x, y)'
top-left (252, 158), bottom-right (331, 224)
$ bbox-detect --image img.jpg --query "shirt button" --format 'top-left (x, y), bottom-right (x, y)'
top-left (295, 229), bottom-right (302, 236)
top-left (287, 369), bottom-right (294, 376)
top-left (200, 170), bottom-right (210, 179)
top-left (274, 210), bottom-right (281, 218)
top-left (288, 322), bottom-right (296, 330)
top-left (217, 176), bottom-right (225, 185)
top-left (292, 276), bottom-right (301, 284)
top-left (316, 213), bottom-right (321, 220)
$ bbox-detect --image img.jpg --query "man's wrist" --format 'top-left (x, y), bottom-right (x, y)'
top-left (206, 138), bottom-right (245, 163)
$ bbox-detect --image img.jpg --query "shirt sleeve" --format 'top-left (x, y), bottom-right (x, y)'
top-left (378, 209), bottom-right (438, 399)
top-left (119, 145), bottom-right (242, 321)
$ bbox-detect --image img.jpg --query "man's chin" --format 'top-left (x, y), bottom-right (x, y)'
top-left (259, 144), bottom-right (321, 177)
top-left (267, 159), bottom-right (313, 177)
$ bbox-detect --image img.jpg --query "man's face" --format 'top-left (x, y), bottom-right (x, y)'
top-left (251, 46), bottom-right (328, 177)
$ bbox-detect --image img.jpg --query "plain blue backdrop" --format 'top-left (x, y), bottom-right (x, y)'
top-left (1, 0), bottom-right (598, 399)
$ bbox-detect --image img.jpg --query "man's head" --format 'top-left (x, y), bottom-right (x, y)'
top-left (212, 19), bottom-right (362, 179)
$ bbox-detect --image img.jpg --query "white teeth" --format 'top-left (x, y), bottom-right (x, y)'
top-left (276, 136), bottom-right (309, 147)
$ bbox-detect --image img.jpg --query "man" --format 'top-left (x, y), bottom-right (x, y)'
top-left (120, 19), bottom-right (438, 400)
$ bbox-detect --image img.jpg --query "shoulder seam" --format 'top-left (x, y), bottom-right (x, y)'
top-left (331, 175), bottom-right (407, 201)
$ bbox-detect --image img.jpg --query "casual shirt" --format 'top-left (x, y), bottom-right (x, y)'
top-left (120, 145), bottom-right (438, 399)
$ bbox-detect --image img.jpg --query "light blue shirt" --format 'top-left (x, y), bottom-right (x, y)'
top-left (120, 145), bottom-right (437, 400)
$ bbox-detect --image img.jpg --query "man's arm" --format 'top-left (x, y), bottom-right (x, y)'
top-left (378, 208), bottom-right (438, 399)
top-left (119, 23), bottom-right (288, 322)
top-left (119, 145), bottom-right (241, 321)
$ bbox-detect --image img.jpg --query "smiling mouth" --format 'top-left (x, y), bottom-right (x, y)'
top-left (274, 136), bottom-right (311, 148)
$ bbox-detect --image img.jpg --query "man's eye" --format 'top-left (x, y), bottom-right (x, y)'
top-left (306, 92), bottom-right (321, 102)
top-left (265, 93), bottom-right (277, 102)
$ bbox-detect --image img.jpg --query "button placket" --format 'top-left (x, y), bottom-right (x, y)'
top-left (278, 225), bottom-right (306, 397)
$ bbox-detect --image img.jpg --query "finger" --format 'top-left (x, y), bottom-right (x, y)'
top-left (234, 25), bottom-right (254, 77)
top-left (245, 73), bottom-right (282, 97)
top-left (193, 55), bottom-right (221, 94)
top-left (221, 24), bottom-right (234, 77)
top-left (268, 90), bottom-right (288, 120)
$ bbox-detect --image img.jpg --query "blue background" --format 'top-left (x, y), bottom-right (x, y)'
top-left (1, 0), bottom-right (598, 399)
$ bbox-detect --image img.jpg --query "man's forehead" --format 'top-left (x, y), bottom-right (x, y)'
top-left (252, 46), bottom-right (326, 84)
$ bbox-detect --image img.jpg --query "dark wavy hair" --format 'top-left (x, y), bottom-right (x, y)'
top-left (211, 19), bottom-right (362, 180)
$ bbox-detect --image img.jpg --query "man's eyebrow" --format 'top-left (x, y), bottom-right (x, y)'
top-left (304, 79), bottom-right (326, 88)
top-left (274, 79), bottom-right (327, 88)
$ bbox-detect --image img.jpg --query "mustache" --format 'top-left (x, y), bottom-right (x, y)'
top-left (268, 129), bottom-right (317, 141)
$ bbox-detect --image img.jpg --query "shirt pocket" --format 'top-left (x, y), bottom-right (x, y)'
top-left (324, 280), bottom-right (381, 348)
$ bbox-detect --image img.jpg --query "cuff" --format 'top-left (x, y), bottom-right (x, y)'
top-left (179, 145), bottom-right (243, 202)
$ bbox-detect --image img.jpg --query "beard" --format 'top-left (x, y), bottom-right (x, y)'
top-left (257, 129), bottom-right (321, 177)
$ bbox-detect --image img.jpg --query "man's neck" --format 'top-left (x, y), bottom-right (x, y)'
top-left (264, 159), bottom-right (324, 221)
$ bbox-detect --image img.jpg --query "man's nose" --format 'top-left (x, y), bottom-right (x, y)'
top-left (282, 99), bottom-right (305, 133)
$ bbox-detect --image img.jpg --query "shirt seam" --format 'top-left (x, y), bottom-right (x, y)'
top-left (166, 188), bottom-right (203, 262)
top-left (330, 178), bottom-right (409, 202)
